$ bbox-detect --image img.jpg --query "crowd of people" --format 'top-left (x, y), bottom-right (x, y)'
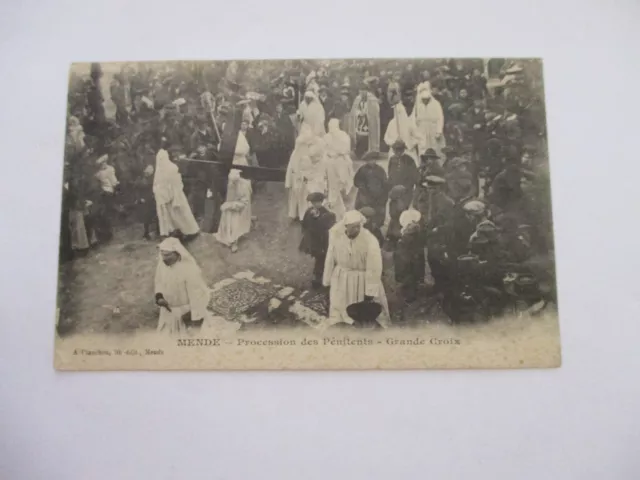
top-left (60, 58), bottom-right (555, 330)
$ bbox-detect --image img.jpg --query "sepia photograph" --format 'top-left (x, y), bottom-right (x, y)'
top-left (54, 58), bottom-right (560, 370)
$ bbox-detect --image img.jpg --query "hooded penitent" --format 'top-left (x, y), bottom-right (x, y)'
top-left (154, 237), bottom-right (209, 334)
top-left (411, 81), bottom-right (446, 159)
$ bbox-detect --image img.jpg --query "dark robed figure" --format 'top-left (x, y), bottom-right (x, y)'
top-left (387, 140), bottom-right (419, 207)
top-left (354, 158), bottom-right (389, 227)
top-left (299, 193), bottom-right (336, 287)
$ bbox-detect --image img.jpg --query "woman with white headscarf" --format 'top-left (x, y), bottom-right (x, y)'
top-left (296, 90), bottom-right (326, 137)
top-left (324, 118), bottom-right (355, 210)
top-left (214, 169), bottom-right (252, 252)
top-left (322, 210), bottom-right (391, 328)
top-left (153, 145), bottom-right (200, 238)
top-left (411, 81), bottom-right (446, 158)
top-left (285, 124), bottom-right (316, 221)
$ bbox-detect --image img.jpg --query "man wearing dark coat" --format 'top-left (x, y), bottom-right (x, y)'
top-left (465, 99), bottom-right (488, 162)
top-left (354, 157), bottom-right (389, 228)
top-left (299, 193), bottom-right (336, 287)
top-left (387, 140), bottom-right (419, 207)
top-left (413, 148), bottom-right (445, 221)
top-left (133, 165), bottom-right (158, 239)
top-left (467, 68), bottom-right (489, 101)
top-left (487, 157), bottom-right (525, 212)
top-left (189, 116), bottom-right (217, 155)
top-left (273, 103), bottom-right (295, 167)
top-left (445, 157), bottom-right (476, 202)
top-left (251, 117), bottom-right (279, 169)
top-left (328, 89), bottom-right (351, 131)
top-left (422, 176), bottom-right (456, 292)
top-left (394, 220), bottom-right (426, 305)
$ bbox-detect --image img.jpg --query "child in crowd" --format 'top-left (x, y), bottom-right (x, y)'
top-left (299, 192), bottom-right (336, 288)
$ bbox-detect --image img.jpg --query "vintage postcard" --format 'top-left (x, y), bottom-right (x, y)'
top-left (55, 58), bottom-right (560, 370)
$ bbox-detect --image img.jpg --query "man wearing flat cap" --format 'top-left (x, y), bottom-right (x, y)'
top-left (422, 175), bottom-right (455, 230)
top-left (419, 175), bottom-right (455, 293)
top-left (449, 199), bottom-right (488, 259)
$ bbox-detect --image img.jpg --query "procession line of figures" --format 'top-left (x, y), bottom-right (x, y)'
top-left (61, 60), bottom-right (554, 332)
top-left (150, 121), bottom-right (549, 331)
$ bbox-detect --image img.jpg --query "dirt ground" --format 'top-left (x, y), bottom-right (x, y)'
top-left (57, 171), bottom-right (434, 336)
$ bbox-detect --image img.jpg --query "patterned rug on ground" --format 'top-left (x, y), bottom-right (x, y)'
top-left (208, 279), bottom-right (277, 319)
top-left (299, 290), bottom-right (329, 316)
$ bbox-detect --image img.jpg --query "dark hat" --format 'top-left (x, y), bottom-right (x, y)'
top-left (306, 192), bottom-right (326, 203)
top-left (346, 301), bottom-right (382, 325)
top-left (422, 148), bottom-right (440, 159)
top-left (358, 206), bottom-right (376, 219)
top-left (391, 139), bottom-right (407, 151)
